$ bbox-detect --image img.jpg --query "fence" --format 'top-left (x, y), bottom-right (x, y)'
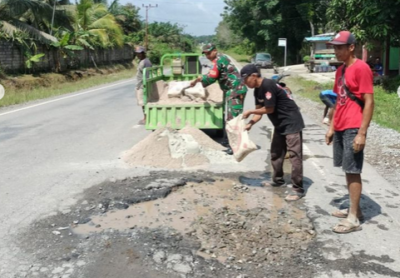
top-left (0, 40), bottom-right (134, 73)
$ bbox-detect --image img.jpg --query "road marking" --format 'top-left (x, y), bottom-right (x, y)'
top-left (303, 143), bottom-right (327, 177)
top-left (0, 79), bottom-right (134, 117)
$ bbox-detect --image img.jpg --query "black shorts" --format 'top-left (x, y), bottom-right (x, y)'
top-left (319, 93), bottom-right (335, 108)
top-left (333, 129), bottom-right (364, 174)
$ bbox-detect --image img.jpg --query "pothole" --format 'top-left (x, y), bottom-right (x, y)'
top-left (73, 177), bottom-right (314, 265)
top-left (16, 172), bottom-right (318, 278)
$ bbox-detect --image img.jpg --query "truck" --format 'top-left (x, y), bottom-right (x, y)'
top-left (304, 33), bottom-right (343, 73)
top-left (142, 53), bottom-right (225, 133)
top-left (305, 48), bottom-right (343, 73)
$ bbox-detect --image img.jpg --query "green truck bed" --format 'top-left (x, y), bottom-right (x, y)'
top-left (143, 54), bottom-right (225, 130)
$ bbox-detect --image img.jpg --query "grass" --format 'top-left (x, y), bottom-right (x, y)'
top-left (0, 65), bottom-right (135, 107)
top-left (287, 77), bottom-right (400, 132)
top-left (222, 49), bottom-right (251, 63)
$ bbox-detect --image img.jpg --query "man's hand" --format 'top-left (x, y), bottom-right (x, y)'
top-left (190, 79), bottom-right (197, 87)
top-left (325, 129), bottom-right (334, 145)
top-left (353, 134), bottom-right (366, 153)
top-left (190, 76), bottom-right (201, 87)
top-left (242, 111), bottom-right (252, 119)
top-left (245, 123), bottom-right (253, 131)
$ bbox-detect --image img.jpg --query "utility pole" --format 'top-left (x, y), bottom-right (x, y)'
top-left (142, 3), bottom-right (158, 50)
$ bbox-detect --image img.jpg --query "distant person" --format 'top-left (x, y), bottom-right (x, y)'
top-left (326, 31), bottom-right (374, 234)
top-left (134, 46), bottom-right (152, 125)
top-left (319, 90), bottom-right (337, 125)
top-left (240, 64), bottom-right (306, 201)
top-left (190, 43), bottom-right (247, 154)
top-left (373, 57), bottom-right (383, 76)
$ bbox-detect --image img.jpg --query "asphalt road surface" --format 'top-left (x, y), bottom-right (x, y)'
top-left (1, 62), bottom-right (400, 278)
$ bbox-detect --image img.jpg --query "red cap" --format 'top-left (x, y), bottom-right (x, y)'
top-left (327, 31), bottom-right (356, 45)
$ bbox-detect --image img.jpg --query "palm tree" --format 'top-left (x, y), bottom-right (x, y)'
top-left (0, 0), bottom-right (72, 44)
top-left (108, 0), bottom-right (141, 35)
top-left (75, 0), bottom-right (124, 48)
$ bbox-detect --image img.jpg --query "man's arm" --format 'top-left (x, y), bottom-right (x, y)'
top-left (191, 60), bottom-right (219, 87)
top-left (245, 105), bottom-right (263, 130)
top-left (190, 74), bottom-right (218, 87)
top-left (325, 103), bottom-right (336, 145)
top-left (243, 106), bottom-right (274, 119)
top-left (353, 94), bottom-right (374, 152)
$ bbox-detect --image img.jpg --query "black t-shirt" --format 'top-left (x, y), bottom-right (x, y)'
top-left (254, 78), bottom-right (305, 135)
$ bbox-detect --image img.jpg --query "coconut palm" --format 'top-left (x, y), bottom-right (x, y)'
top-left (0, 0), bottom-right (72, 44)
top-left (75, 0), bottom-right (124, 48)
top-left (108, 0), bottom-right (141, 35)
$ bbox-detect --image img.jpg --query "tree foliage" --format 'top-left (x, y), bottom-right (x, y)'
top-left (222, 0), bottom-right (329, 64)
top-left (327, 0), bottom-right (400, 43)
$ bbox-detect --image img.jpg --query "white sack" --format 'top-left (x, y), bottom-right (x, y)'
top-left (167, 81), bottom-right (191, 98)
top-left (184, 83), bottom-right (206, 99)
top-left (226, 114), bottom-right (257, 162)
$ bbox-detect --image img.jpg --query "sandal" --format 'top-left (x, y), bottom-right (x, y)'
top-left (331, 209), bottom-right (364, 221)
top-left (284, 190), bottom-right (305, 202)
top-left (332, 218), bottom-right (362, 234)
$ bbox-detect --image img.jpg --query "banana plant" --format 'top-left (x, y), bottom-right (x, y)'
top-left (25, 53), bottom-right (45, 69)
top-left (51, 32), bottom-right (83, 72)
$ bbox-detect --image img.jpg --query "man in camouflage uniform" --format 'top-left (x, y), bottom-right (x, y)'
top-left (190, 43), bottom-right (247, 121)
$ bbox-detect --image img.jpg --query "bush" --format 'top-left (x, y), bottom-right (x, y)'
top-left (303, 55), bottom-right (310, 63)
top-left (381, 75), bottom-right (400, 93)
top-left (148, 43), bottom-right (174, 65)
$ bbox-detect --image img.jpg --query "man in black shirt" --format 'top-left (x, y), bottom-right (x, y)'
top-left (241, 64), bottom-right (305, 201)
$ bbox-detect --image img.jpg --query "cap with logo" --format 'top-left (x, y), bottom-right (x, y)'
top-left (202, 43), bottom-right (216, 53)
top-left (327, 31), bottom-right (356, 45)
top-left (240, 64), bottom-right (259, 80)
top-left (134, 46), bottom-right (146, 53)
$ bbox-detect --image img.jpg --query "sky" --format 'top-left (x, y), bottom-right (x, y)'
top-left (119, 0), bottom-right (226, 36)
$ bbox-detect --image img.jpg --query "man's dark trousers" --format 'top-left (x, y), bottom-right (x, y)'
top-left (270, 131), bottom-right (304, 193)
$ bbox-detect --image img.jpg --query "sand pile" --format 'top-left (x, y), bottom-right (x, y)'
top-left (147, 81), bottom-right (223, 105)
top-left (123, 127), bottom-right (232, 169)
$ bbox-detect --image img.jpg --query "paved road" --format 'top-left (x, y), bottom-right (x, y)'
top-left (1, 62), bottom-right (400, 277)
top-left (0, 79), bottom-right (153, 274)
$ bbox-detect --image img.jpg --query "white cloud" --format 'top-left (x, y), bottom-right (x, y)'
top-left (118, 0), bottom-right (225, 36)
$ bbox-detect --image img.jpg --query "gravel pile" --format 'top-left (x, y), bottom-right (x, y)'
top-left (123, 127), bottom-right (232, 169)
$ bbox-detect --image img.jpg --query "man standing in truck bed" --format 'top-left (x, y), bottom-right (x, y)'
top-left (190, 43), bottom-right (247, 153)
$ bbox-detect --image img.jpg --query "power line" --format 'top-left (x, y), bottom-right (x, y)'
top-left (148, 17), bottom-right (217, 24)
top-left (142, 3), bottom-right (158, 49)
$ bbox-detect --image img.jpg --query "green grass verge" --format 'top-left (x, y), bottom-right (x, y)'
top-left (288, 77), bottom-right (400, 132)
top-left (0, 67), bottom-right (135, 107)
top-left (222, 49), bottom-right (251, 63)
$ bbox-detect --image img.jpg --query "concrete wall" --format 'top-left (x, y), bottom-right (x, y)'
top-left (0, 40), bottom-right (134, 73)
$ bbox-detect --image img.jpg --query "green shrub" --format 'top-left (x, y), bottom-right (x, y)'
top-left (381, 75), bottom-right (400, 93)
top-left (148, 43), bottom-right (174, 65)
top-left (303, 55), bottom-right (310, 63)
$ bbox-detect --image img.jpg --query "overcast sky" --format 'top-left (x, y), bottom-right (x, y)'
top-left (118, 0), bottom-right (226, 36)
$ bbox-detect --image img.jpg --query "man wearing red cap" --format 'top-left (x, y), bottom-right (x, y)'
top-left (325, 31), bottom-right (374, 234)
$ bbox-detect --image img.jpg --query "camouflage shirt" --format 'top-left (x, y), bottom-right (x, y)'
top-left (201, 54), bottom-right (245, 95)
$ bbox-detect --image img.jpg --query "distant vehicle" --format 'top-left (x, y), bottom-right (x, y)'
top-left (251, 52), bottom-right (273, 69)
top-left (305, 49), bottom-right (342, 73)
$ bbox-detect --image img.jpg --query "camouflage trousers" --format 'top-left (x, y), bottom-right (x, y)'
top-left (226, 88), bottom-right (247, 121)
